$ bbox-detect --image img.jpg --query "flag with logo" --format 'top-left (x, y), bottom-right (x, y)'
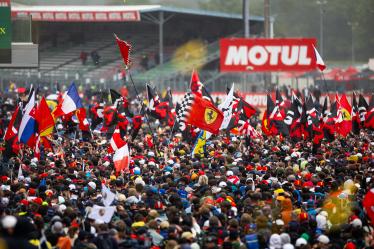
top-left (219, 84), bottom-right (235, 130)
top-left (36, 97), bottom-right (55, 137)
top-left (177, 92), bottom-right (223, 134)
top-left (108, 126), bottom-right (126, 153)
top-left (336, 94), bottom-right (352, 137)
top-left (191, 130), bottom-right (207, 158)
top-left (190, 69), bottom-right (214, 103)
top-left (358, 94), bottom-right (368, 124)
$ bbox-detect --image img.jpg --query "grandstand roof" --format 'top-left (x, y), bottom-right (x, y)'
top-left (11, 4), bottom-right (265, 22)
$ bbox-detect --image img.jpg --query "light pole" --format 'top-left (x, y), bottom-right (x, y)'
top-left (316, 0), bottom-right (327, 57)
top-left (347, 21), bottom-right (358, 65)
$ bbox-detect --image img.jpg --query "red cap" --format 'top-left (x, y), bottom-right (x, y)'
top-left (20, 199), bottom-right (29, 206)
top-left (28, 188), bottom-right (36, 196)
top-left (33, 197), bottom-right (43, 205)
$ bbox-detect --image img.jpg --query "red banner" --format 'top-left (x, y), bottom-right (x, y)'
top-left (220, 38), bottom-right (317, 72)
top-left (0, 0), bottom-right (10, 7)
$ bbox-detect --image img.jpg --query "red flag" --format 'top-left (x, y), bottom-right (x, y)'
top-left (336, 94), bottom-right (352, 137)
top-left (4, 106), bottom-right (22, 159)
top-left (363, 188), bottom-right (374, 226)
top-left (181, 93), bottom-right (223, 134)
top-left (76, 108), bottom-right (90, 131)
top-left (108, 127), bottom-right (126, 153)
top-left (113, 143), bottom-right (130, 173)
top-left (365, 94), bottom-right (374, 129)
top-left (36, 97), bottom-right (55, 137)
top-left (115, 34), bottom-right (131, 67)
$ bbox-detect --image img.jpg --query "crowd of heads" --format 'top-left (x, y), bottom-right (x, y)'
top-left (0, 87), bottom-right (374, 249)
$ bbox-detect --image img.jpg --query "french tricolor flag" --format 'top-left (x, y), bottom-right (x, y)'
top-left (53, 83), bottom-right (83, 118)
top-left (18, 87), bottom-right (36, 146)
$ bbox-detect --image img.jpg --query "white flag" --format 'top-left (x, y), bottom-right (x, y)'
top-left (102, 184), bottom-right (116, 207)
top-left (88, 205), bottom-right (116, 223)
top-left (17, 165), bottom-right (23, 180)
top-left (219, 84), bottom-right (235, 130)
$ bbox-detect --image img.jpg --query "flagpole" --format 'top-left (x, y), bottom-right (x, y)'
top-left (127, 69), bottom-right (159, 155)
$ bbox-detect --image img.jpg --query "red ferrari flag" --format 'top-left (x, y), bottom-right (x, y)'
top-left (114, 34), bottom-right (131, 67)
top-left (36, 97), bottom-right (55, 137)
top-left (177, 93), bottom-right (223, 134)
top-left (336, 94), bottom-right (352, 137)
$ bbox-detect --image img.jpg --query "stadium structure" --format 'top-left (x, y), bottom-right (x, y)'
top-left (0, 3), bottom-right (267, 92)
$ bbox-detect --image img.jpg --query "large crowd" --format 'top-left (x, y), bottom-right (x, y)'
top-left (0, 87), bottom-right (374, 249)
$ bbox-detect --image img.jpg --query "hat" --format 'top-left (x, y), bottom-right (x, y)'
top-left (58, 196), bottom-right (65, 204)
top-left (1, 216), bottom-right (17, 229)
top-left (351, 218), bottom-right (362, 228)
top-left (103, 161), bottom-right (110, 167)
top-left (295, 238), bottom-right (307, 247)
top-left (88, 182), bottom-right (96, 190)
top-left (51, 221), bottom-right (63, 234)
top-left (134, 167), bottom-right (141, 175)
top-left (167, 159), bottom-right (174, 165)
top-left (148, 151), bottom-right (155, 157)
top-left (283, 244), bottom-right (294, 249)
top-left (181, 231), bottom-right (194, 240)
top-left (218, 181), bottom-right (227, 188)
top-left (317, 235), bottom-right (330, 244)
top-left (226, 170), bottom-right (233, 176)
top-left (344, 242), bottom-right (356, 249)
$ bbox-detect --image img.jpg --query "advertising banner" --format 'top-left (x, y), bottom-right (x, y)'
top-left (0, 0), bottom-right (11, 63)
top-left (220, 38), bottom-right (317, 72)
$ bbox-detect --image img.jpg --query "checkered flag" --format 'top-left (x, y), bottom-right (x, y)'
top-left (175, 93), bottom-right (194, 131)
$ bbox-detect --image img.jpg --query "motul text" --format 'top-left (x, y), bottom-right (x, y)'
top-left (220, 38), bottom-right (318, 72)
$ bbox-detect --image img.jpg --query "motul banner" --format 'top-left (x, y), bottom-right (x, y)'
top-left (220, 38), bottom-right (317, 72)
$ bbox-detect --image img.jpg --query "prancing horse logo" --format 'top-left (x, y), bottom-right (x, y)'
top-left (204, 108), bottom-right (218, 124)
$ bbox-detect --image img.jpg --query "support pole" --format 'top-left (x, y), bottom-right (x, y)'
top-left (159, 11), bottom-right (164, 65)
top-left (243, 0), bottom-right (250, 37)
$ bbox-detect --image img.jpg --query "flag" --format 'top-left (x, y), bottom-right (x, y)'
top-left (351, 93), bottom-right (360, 135)
top-left (113, 143), bottom-right (130, 173)
top-left (110, 89), bottom-right (133, 117)
top-left (336, 94), bottom-right (352, 137)
top-left (284, 92), bottom-right (303, 141)
top-left (363, 188), bottom-right (374, 226)
top-left (237, 120), bottom-right (262, 139)
top-left (76, 108), bottom-right (90, 133)
top-left (3, 106), bottom-right (22, 160)
top-left (177, 92), bottom-right (223, 134)
top-left (164, 87), bottom-right (175, 127)
top-left (269, 92), bottom-right (289, 136)
top-left (17, 164), bottom-right (23, 180)
top-left (191, 130), bottom-right (206, 158)
top-left (358, 94), bottom-right (368, 123)
top-left (262, 94), bottom-right (276, 136)
top-left (323, 100), bottom-right (337, 142)
top-left (102, 184), bottom-right (116, 207)
top-left (108, 127), bottom-right (126, 153)
top-left (313, 45), bottom-right (326, 71)
top-left (52, 83), bottom-right (83, 118)
top-left (88, 205), bottom-right (116, 223)
top-left (219, 84), bottom-right (235, 130)
top-left (103, 106), bottom-right (118, 128)
top-left (36, 97), bottom-right (54, 137)
top-left (18, 87), bottom-right (37, 146)
top-left (115, 34), bottom-right (131, 67)
top-left (190, 69), bottom-right (214, 103)
top-left (130, 115), bottom-right (143, 140)
top-left (365, 94), bottom-right (374, 129)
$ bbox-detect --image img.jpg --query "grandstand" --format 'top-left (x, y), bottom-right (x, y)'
top-left (1, 3), bottom-right (266, 90)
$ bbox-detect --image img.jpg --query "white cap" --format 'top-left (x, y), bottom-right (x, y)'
top-left (351, 218), bottom-right (362, 228)
top-left (59, 204), bottom-right (67, 213)
top-left (2, 215), bottom-right (17, 229)
top-left (317, 235), bottom-right (330, 244)
top-left (167, 159), bottom-right (174, 165)
top-left (275, 219), bottom-right (285, 226)
top-left (58, 196), bottom-right (65, 204)
top-left (283, 244), bottom-right (294, 249)
top-left (295, 238), bottom-right (307, 247)
top-left (103, 161), bottom-right (110, 167)
top-left (88, 182), bottom-right (97, 190)
top-left (226, 170), bottom-right (233, 176)
top-left (148, 151), bottom-right (155, 157)
top-left (68, 184), bottom-right (76, 191)
top-left (218, 181), bottom-right (227, 188)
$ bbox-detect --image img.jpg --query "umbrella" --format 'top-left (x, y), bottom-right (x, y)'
top-left (363, 188), bottom-right (374, 225)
